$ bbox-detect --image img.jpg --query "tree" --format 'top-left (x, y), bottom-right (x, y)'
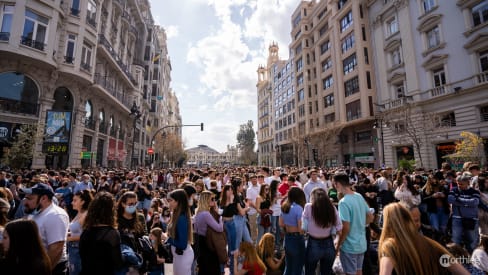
top-left (1, 124), bottom-right (36, 168)
top-left (309, 123), bottom-right (344, 167)
top-left (237, 120), bottom-right (257, 165)
top-left (154, 132), bottom-right (185, 168)
top-left (444, 131), bottom-right (485, 165)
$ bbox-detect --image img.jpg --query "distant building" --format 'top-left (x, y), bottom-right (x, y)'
top-left (185, 145), bottom-right (239, 167)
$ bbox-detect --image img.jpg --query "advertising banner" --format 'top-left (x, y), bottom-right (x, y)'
top-left (44, 111), bottom-right (71, 143)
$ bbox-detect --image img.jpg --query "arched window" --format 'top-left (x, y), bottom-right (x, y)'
top-left (99, 109), bottom-right (106, 133)
top-left (0, 72), bottom-right (39, 115)
top-left (84, 100), bottom-right (94, 129)
top-left (53, 87), bottom-right (74, 111)
top-left (109, 115), bottom-right (114, 136)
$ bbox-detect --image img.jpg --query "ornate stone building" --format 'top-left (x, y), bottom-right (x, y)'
top-left (0, 0), bottom-right (180, 169)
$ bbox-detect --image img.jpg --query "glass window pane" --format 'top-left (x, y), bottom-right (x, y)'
top-left (35, 24), bottom-right (47, 43)
top-left (22, 19), bottom-right (35, 39)
top-left (1, 14), bottom-right (12, 32)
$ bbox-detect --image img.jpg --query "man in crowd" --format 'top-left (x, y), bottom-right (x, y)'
top-left (303, 169), bottom-right (325, 202)
top-left (246, 174), bottom-right (260, 244)
top-left (22, 182), bottom-right (70, 275)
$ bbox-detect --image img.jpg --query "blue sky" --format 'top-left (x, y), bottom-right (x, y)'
top-left (149, 0), bottom-right (298, 152)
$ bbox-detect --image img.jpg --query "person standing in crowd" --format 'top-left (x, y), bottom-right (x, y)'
top-left (231, 177), bottom-right (252, 250)
top-left (378, 203), bottom-right (468, 275)
top-left (21, 182), bottom-right (70, 275)
top-left (164, 189), bottom-right (194, 275)
top-left (448, 174), bottom-right (485, 253)
top-left (234, 241), bottom-right (267, 275)
top-left (134, 175), bottom-right (153, 215)
top-left (147, 227), bottom-right (168, 275)
top-left (256, 184), bottom-right (273, 244)
top-left (394, 171), bottom-right (421, 207)
top-left (422, 174), bottom-right (450, 236)
top-left (303, 169), bottom-right (325, 202)
top-left (445, 243), bottom-right (485, 275)
top-left (221, 184), bottom-right (237, 274)
top-left (279, 186), bottom-right (306, 275)
top-left (55, 179), bottom-right (74, 218)
top-left (472, 235), bottom-right (488, 273)
top-left (269, 180), bottom-right (282, 249)
top-left (194, 191), bottom-right (224, 274)
top-left (0, 219), bottom-right (51, 275)
top-left (302, 187), bottom-right (342, 275)
top-left (73, 174), bottom-right (94, 194)
top-left (257, 233), bottom-right (284, 275)
top-left (246, 174), bottom-right (261, 244)
top-left (67, 190), bottom-right (93, 275)
top-left (334, 173), bottom-right (374, 275)
top-left (8, 174), bottom-right (22, 217)
top-left (478, 176), bottom-right (488, 235)
top-left (116, 191), bottom-right (147, 273)
top-left (376, 170), bottom-right (394, 207)
top-left (80, 192), bottom-right (122, 274)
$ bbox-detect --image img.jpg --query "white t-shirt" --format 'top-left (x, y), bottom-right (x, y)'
top-left (32, 203), bottom-right (70, 264)
top-left (246, 184), bottom-right (261, 215)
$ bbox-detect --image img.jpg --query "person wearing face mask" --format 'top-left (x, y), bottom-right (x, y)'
top-left (116, 191), bottom-right (148, 273)
top-left (21, 182), bottom-right (70, 275)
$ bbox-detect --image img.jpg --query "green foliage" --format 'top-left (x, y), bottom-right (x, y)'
top-left (236, 120), bottom-right (257, 165)
top-left (398, 159), bottom-right (415, 172)
top-left (444, 131), bottom-right (484, 164)
top-left (1, 124), bottom-right (36, 169)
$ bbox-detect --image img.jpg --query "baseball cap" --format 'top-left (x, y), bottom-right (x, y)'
top-left (20, 183), bottom-right (55, 198)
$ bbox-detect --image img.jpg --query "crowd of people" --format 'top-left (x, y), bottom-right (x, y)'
top-left (0, 162), bottom-right (486, 275)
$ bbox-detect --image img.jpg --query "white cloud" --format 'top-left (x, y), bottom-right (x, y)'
top-left (164, 25), bottom-right (180, 39)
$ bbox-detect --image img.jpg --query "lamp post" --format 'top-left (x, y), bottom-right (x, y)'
top-left (129, 101), bottom-right (142, 169)
top-left (374, 119), bottom-right (385, 168)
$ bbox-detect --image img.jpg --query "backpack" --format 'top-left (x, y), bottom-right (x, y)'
top-left (260, 209), bottom-right (273, 228)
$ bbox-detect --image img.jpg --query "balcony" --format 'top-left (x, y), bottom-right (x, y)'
top-left (64, 56), bottom-right (75, 64)
top-left (98, 34), bottom-right (137, 86)
top-left (70, 8), bottom-right (80, 16)
top-left (84, 117), bottom-right (96, 130)
top-left (99, 122), bottom-right (107, 134)
top-left (0, 98), bottom-right (39, 116)
top-left (421, 72), bottom-right (488, 101)
top-left (20, 36), bottom-right (46, 51)
top-left (86, 15), bottom-right (97, 28)
top-left (0, 32), bottom-right (9, 42)
top-left (93, 74), bottom-right (132, 109)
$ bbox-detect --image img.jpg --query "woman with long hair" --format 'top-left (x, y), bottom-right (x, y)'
top-left (194, 190), bottom-right (224, 274)
top-left (269, 180), bottom-right (282, 248)
top-left (421, 174), bottom-right (450, 235)
top-left (147, 227), bottom-right (169, 275)
top-left (394, 171), bottom-right (420, 207)
top-left (220, 183), bottom-right (238, 274)
top-left (231, 177), bottom-right (252, 251)
top-left (302, 187), bottom-right (342, 275)
top-left (0, 219), bottom-right (51, 275)
top-left (256, 184), bottom-right (272, 244)
top-left (67, 190), bottom-right (93, 275)
top-left (164, 189), bottom-right (194, 275)
top-left (279, 186), bottom-right (306, 275)
top-left (378, 202), bottom-right (468, 275)
top-left (80, 192), bottom-right (122, 274)
top-left (257, 233), bottom-right (284, 275)
top-left (234, 241), bottom-right (267, 275)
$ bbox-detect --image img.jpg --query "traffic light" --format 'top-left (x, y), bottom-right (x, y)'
top-left (312, 149), bottom-right (318, 161)
top-left (200, 123), bottom-right (204, 131)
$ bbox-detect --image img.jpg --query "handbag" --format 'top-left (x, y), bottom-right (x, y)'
top-left (206, 226), bottom-right (228, 264)
top-left (260, 209), bottom-right (273, 228)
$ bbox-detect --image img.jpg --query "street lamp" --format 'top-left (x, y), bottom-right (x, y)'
top-left (373, 118), bottom-right (385, 168)
top-left (129, 101), bottom-right (142, 169)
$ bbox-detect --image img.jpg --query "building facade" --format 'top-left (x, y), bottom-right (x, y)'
top-left (368, 0), bottom-right (488, 169)
top-left (0, 0), bottom-right (179, 169)
top-left (185, 144), bottom-right (239, 167)
top-left (257, 0), bottom-right (378, 168)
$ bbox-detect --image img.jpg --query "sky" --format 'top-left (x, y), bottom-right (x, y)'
top-left (148, 0), bottom-right (300, 153)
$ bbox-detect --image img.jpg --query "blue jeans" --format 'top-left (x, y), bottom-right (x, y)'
top-left (428, 208), bottom-right (449, 233)
top-left (257, 214), bottom-right (271, 244)
top-left (224, 219), bottom-right (237, 275)
top-left (234, 214), bottom-right (252, 249)
top-left (305, 237), bottom-right (335, 275)
top-left (284, 233), bottom-right (305, 275)
top-left (68, 241), bottom-right (81, 275)
top-left (271, 215), bottom-right (281, 248)
top-left (451, 217), bottom-right (479, 253)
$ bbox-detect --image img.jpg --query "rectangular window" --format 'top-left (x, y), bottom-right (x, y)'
top-left (386, 17), bottom-right (398, 36)
top-left (344, 76), bottom-right (359, 97)
top-left (480, 50), bottom-right (488, 72)
top-left (309, 102), bottom-right (312, 114)
top-left (319, 23), bottom-right (328, 36)
top-left (293, 14), bottom-right (301, 28)
top-left (391, 47), bottom-right (402, 66)
top-left (340, 10), bottom-right (353, 32)
top-left (86, 0), bottom-right (97, 27)
top-left (480, 106), bottom-right (488, 122)
top-left (423, 0), bottom-right (435, 13)
top-left (364, 47), bottom-right (369, 64)
top-left (65, 34), bottom-right (76, 64)
top-left (298, 105), bottom-right (305, 117)
top-left (362, 26), bottom-right (366, 41)
top-left (81, 42), bottom-right (93, 71)
top-left (324, 94), bottom-right (334, 108)
top-left (356, 131), bottom-right (372, 142)
top-left (366, 71), bottom-right (372, 89)
top-left (71, 0), bottom-right (80, 16)
top-left (395, 82), bottom-right (405, 98)
top-left (296, 44), bottom-right (302, 55)
top-left (346, 100), bottom-right (361, 121)
top-left (22, 9), bottom-right (48, 51)
top-left (298, 89), bottom-right (304, 102)
top-left (0, 5), bottom-right (14, 41)
top-left (338, 0), bottom-right (348, 10)
top-left (322, 58), bottom-right (332, 72)
top-left (343, 53), bottom-right (357, 75)
top-left (426, 26), bottom-right (440, 48)
top-left (433, 68), bottom-right (446, 87)
top-left (296, 58), bottom-right (303, 72)
top-left (472, 2), bottom-right (488, 27)
top-left (297, 74), bottom-right (304, 86)
top-left (320, 40), bottom-right (330, 54)
top-left (323, 75), bottom-right (333, 90)
top-left (440, 112), bottom-right (456, 127)
top-left (341, 32), bottom-right (355, 53)
top-left (324, 113), bottom-right (335, 124)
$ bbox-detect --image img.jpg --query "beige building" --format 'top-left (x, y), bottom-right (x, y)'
top-left (258, 0), bottom-right (378, 168)
top-left (185, 144), bottom-right (239, 167)
top-left (368, 0), bottom-right (488, 169)
top-left (0, 0), bottom-right (180, 169)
